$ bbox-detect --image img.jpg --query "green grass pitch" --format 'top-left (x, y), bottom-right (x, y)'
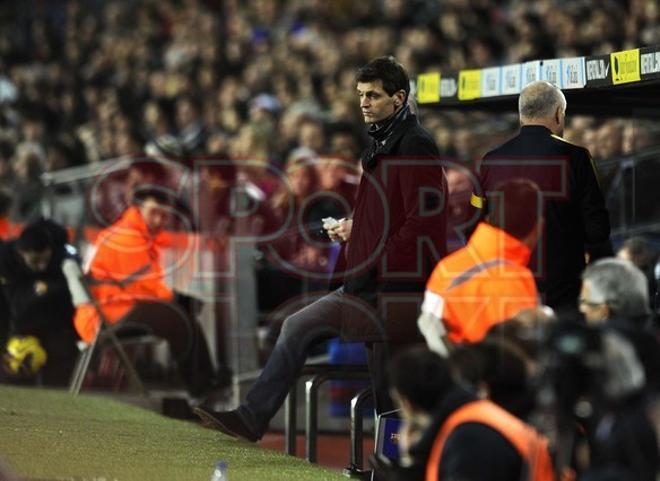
top-left (0, 386), bottom-right (345, 481)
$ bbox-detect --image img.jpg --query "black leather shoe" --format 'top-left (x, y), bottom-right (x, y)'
top-left (193, 407), bottom-right (259, 443)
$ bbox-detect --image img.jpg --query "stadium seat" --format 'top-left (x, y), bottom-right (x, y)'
top-left (283, 361), bottom-right (371, 464)
top-left (63, 259), bottom-right (163, 396)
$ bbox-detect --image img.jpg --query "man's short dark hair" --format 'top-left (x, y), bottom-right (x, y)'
top-left (131, 186), bottom-right (175, 207)
top-left (355, 56), bottom-right (410, 100)
top-left (450, 340), bottom-right (531, 417)
top-left (17, 222), bottom-right (53, 253)
top-left (486, 179), bottom-right (542, 240)
top-left (621, 236), bottom-right (657, 271)
top-left (388, 346), bottom-right (454, 413)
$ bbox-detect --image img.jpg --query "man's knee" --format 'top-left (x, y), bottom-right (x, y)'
top-left (279, 310), bottom-right (308, 341)
top-left (280, 307), bottom-right (338, 342)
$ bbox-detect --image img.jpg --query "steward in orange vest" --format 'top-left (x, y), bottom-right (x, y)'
top-left (380, 347), bottom-right (556, 481)
top-left (426, 400), bottom-right (555, 481)
top-left (73, 188), bottom-right (222, 396)
top-left (418, 179), bottom-right (542, 354)
top-left (73, 199), bottom-right (173, 342)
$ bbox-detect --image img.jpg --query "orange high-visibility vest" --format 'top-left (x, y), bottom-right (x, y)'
top-left (426, 400), bottom-right (555, 481)
top-left (73, 206), bottom-right (173, 342)
top-left (424, 223), bottom-right (538, 343)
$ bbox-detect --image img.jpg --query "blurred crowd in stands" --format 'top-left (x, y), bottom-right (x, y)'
top-left (0, 0), bottom-right (658, 227)
top-left (0, 1), bottom-right (656, 334)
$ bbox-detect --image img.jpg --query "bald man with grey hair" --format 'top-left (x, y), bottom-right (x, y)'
top-left (518, 81), bottom-right (567, 134)
top-left (471, 81), bottom-right (612, 312)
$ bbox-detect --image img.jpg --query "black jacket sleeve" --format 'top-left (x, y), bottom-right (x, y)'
top-left (574, 148), bottom-right (613, 260)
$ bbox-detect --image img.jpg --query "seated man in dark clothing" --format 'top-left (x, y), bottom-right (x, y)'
top-left (0, 219), bottom-right (78, 386)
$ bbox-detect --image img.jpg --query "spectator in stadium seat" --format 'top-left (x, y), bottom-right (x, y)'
top-left (621, 122), bottom-right (655, 155)
top-left (296, 116), bottom-right (326, 157)
top-left (372, 347), bottom-right (554, 481)
top-left (231, 121), bottom-right (279, 196)
top-left (193, 56), bottom-right (447, 443)
top-left (471, 81), bottom-right (613, 313)
top-left (444, 167), bottom-right (473, 250)
top-left (142, 100), bottom-right (174, 144)
top-left (0, 219), bottom-right (79, 386)
top-left (314, 156), bottom-right (358, 222)
top-left (10, 146), bottom-right (45, 223)
top-left (328, 122), bottom-right (364, 163)
top-left (581, 128), bottom-right (600, 161)
top-left (73, 188), bottom-right (226, 397)
top-left (175, 96), bottom-right (206, 156)
top-left (267, 157), bottom-right (330, 273)
top-left (2, 0), bottom-right (659, 182)
top-left (0, 142), bottom-right (15, 191)
top-left (595, 120), bottom-right (623, 161)
top-left (617, 236), bottom-right (658, 313)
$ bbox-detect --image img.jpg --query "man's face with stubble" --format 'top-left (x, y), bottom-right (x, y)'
top-left (357, 80), bottom-right (404, 124)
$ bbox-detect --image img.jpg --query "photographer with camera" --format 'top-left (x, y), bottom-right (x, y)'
top-left (579, 258), bottom-right (660, 391)
top-left (537, 321), bottom-right (658, 481)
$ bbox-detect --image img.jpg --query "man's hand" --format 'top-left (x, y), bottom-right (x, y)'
top-left (417, 311), bottom-right (451, 357)
top-left (326, 218), bottom-right (352, 242)
top-left (417, 290), bottom-right (451, 357)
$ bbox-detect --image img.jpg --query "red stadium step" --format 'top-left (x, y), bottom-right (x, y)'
top-left (259, 431), bottom-right (375, 471)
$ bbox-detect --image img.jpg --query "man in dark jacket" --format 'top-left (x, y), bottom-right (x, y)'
top-left (471, 81), bottom-right (612, 312)
top-left (0, 219), bottom-right (78, 386)
top-left (194, 56), bottom-right (448, 442)
top-left (579, 258), bottom-right (660, 391)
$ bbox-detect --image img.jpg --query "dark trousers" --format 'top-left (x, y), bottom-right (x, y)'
top-left (238, 287), bottom-right (395, 437)
top-left (41, 330), bottom-right (79, 386)
top-left (118, 300), bottom-right (216, 396)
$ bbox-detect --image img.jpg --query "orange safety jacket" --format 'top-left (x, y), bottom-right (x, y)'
top-left (73, 206), bottom-right (173, 342)
top-left (426, 400), bottom-right (555, 481)
top-left (423, 222), bottom-right (538, 343)
top-left (0, 218), bottom-right (9, 240)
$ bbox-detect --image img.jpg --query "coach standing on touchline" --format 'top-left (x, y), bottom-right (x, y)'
top-left (471, 80), bottom-right (612, 313)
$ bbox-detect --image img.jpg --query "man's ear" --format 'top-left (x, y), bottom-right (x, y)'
top-left (602, 303), bottom-right (611, 320)
top-left (394, 90), bottom-right (406, 108)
